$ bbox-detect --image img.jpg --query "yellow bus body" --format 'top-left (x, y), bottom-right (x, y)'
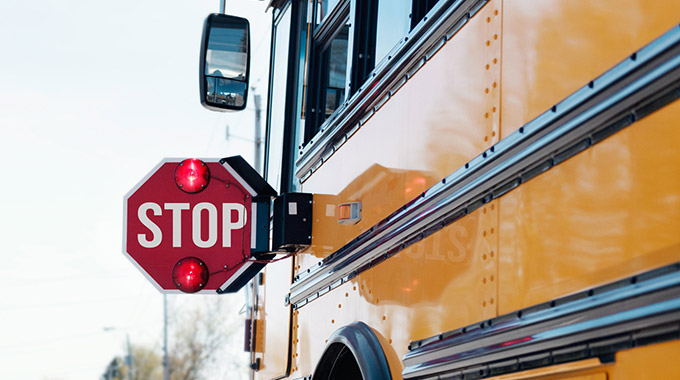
top-left (252, 0), bottom-right (680, 378)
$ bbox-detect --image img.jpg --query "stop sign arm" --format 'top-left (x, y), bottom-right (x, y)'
top-left (220, 156), bottom-right (276, 198)
top-left (220, 155), bottom-right (277, 256)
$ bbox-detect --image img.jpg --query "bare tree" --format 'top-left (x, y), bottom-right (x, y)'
top-left (102, 344), bottom-right (163, 380)
top-left (103, 297), bottom-right (247, 380)
top-left (168, 298), bottom-right (231, 380)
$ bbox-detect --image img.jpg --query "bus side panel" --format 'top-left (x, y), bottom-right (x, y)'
top-left (254, 260), bottom-right (293, 379)
top-left (498, 100), bottom-right (680, 314)
top-left (608, 340), bottom-right (680, 379)
top-left (298, 0), bottom-right (502, 274)
top-left (501, 0), bottom-right (680, 136)
top-left (294, 202), bottom-right (499, 376)
top-left (292, 4), bottom-right (504, 377)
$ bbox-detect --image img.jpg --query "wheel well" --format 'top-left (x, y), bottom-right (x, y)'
top-left (312, 322), bottom-right (391, 380)
top-left (314, 342), bottom-right (363, 379)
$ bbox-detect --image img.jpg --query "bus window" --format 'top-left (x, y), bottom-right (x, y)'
top-left (375, 0), bottom-right (411, 65)
top-left (323, 25), bottom-right (349, 119)
top-left (265, 3), bottom-right (292, 192)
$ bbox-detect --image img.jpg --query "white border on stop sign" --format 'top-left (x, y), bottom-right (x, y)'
top-left (122, 157), bottom-right (259, 294)
top-left (219, 160), bottom-right (258, 250)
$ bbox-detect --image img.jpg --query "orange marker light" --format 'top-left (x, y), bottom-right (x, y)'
top-left (338, 202), bottom-right (361, 225)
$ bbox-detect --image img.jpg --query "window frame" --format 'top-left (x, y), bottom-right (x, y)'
top-left (264, 2), bottom-right (292, 193)
top-left (265, 0), bottom-right (308, 193)
top-left (304, 0), bottom-right (353, 143)
top-left (304, 0), bottom-right (417, 144)
top-left (350, 0), bottom-right (378, 95)
top-left (295, 0), bottom-right (473, 181)
top-left (263, 0), bottom-right (446, 186)
top-left (411, 0), bottom-right (440, 30)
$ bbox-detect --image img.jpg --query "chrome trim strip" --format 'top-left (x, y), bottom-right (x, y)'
top-left (296, 0), bottom-right (488, 179)
top-left (402, 263), bottom-right (680, 379)
top-left (287, 25), bottom-right (680, 309)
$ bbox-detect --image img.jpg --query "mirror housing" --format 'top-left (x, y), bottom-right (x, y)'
top-left (199, 14), bottom-right (250, 112)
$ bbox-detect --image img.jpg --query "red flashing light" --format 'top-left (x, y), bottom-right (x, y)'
top-left (172, 257), bottom-right (209, 293)
top-left (175, 158), bottom-right (210, 193)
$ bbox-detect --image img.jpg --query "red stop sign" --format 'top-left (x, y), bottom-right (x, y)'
top-left (124, 157), bottom-right (271, 293)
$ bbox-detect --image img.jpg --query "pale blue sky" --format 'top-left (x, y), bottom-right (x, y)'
top-left (0, 0), bottom-right (271, 378)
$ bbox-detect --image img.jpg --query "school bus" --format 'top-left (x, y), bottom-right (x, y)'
top-left (201, 0), bottom-right (680, 379)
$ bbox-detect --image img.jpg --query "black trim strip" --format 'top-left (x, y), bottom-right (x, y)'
top-left (268, 0), bottom-right (288, 11)
top-left (402, 262), bottom-right (680, 379)
top-left (312, 0), bottom-right (350, 47)
top-left (287, 24), bottom-right (680, 309)
top-left (280, 0), bottom-right (306, 193)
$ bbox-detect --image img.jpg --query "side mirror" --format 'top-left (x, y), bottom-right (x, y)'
top-left (200, 14), bottom-right (250, 112)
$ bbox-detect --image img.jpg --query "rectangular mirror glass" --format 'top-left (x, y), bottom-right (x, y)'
top-left (200, 14), bottom-right (250, 112)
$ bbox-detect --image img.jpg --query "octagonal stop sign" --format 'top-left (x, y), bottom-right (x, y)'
top-left (123, 156), bottom-right (275, 294)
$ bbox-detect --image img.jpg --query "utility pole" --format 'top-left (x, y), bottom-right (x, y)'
top-left (220, 0), bottom-right (226, 13)
top-left (163, 294), bottom-right (169, 380)
top-left (254, 93), bottom-right (263, 174)
top-left (224, 91), bottom-right (263, 174)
